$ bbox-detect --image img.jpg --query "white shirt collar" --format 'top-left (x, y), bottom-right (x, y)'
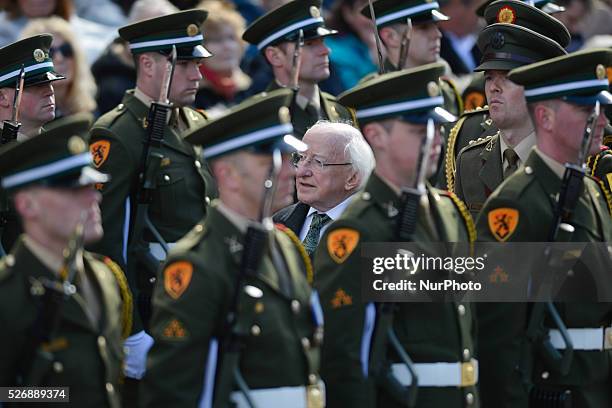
top-left (306, 194), bottom-right (355, 221)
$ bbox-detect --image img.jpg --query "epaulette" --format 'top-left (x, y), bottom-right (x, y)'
top-left (90, 103), bottom-right (129, 131)
top-left (275, 224), bottom-right (313, 285)
top-left (99, 255), bottom-right (133, 339)
top-left (343, 190), bottom-right (374, 218)
top-left (194, 108), bottom-right (209, 120)
top-left (466, 134), bottom-right (494, 148)
top-left (321, 91), bottom-right (339, 101)
top-left (460, 105), bottom-right (489, 117)
top-left (438, 190), bottom-right (476, 244)
top-left (0, 254), bottom-right (15, 282)
top-left (497, 164), bottom-right (536, 199)
top-left (171, 223), bottom-right (207, 255)
top-left (586, 175), bottom-right (612, 216)
top-left (586, 147), bottom-right (611, 177)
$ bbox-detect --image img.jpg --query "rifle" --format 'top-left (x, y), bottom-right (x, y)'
top-left (368, 0), bottom-right (386, 75)
top-left (397, 18), bottom-right (412, 70)
top-left (213, 150), bottom-right (285, 408)
top-left (0, 65), bottom-right (25, 256)
top-left (370, 120), bottom-right (436, 408)
top-left (20, 213), bottom-right (85, 386)
top-left (128, 46), bottom-right (177, 327)
top-left (290, 29), bottom-right (304, 94)
top-left (524, 103), bottom-right (600, 403)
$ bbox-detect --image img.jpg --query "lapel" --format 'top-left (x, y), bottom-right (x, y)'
top-left (368, 173), bottom-right (401, 220)
top-left (13, 239), bottom-right (95, 333)
top-left (123, 91), bottom-right (194, 157)
top-left (285, 202), bottom-right (310, 235)
top-left (478, 132), bottom-right (503, 195)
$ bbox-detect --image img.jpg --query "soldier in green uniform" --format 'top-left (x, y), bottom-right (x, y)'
top-left (361, 0), bottom-right (464, 117)
top-left (452, 1), bottom-right (568, 218)
top-left (0, 34), bottom-right (66, 254)
top-left (142, 89), bottom-right (324, 407)
top-left (444, 0), bottom-right (570, 191)
top-left (476, 48), bottom-right (612, 408)
top-left (87, 9), bottom-right (218, 395)
top-left (242, 0), bottom-right (354, 138)
top-left (315, 64), bottom-right (479, 408)
top-left (0, 116), bottom-right (131, 408)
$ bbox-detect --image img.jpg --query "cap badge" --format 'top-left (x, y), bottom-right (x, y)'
top-left (496, 6), bottom-right (516, 24)
top-left (595, 64), bottom-right (606, 80)
top-left (310, 6), bottom-right (321, 18)
top-left (427, 81), bottom-right (440, 97)
top-left (68, 136), bottom-right (86, 155)
top-left (491, 31), bottom-right (505, 50)
top-left (187, 23), bottom-right (199, 37)
top-left (278, 106), bottom-right (291, 124)
top-left (33, 48), bottom-right (46, 62)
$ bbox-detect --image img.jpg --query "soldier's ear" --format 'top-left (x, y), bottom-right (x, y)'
top-left (264, 45), bottom-right (287, 68)
top-left (362, 122), bottom-right (388, 151)
top-left (138, 53), bottom-right (157, 78)
top-left (379, 26), bottom-right (400, 49)
top-left (534, 103), bottom-right (555, 133)
top-left (13, 189), bottom-right (40, 220)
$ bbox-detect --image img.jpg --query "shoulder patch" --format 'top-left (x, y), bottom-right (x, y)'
top-left (463, 91), bottom-right (486, 112)
top-left (327, 228), bottom-right (360, 264)
top-left (487, 207), bottom-right (519, 242)
top-left (90, 140), bottom-right (111, 168)
top-left (163, 261), bottom-right (193, 299)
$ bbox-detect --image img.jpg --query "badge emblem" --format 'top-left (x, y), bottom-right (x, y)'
top-left (310, 6), bottom-right (321, 18)
top-left (595, 64), bottom-right (606, 80)
top-left (464, 91), bottom-right (485, 111)
top-left (90, 140), bottom-right (111, 168)
top-left (163, 261), bottom-right (193, 300)
top-left (327, 228), bottom-right (360, 263)
top-left (68, 136), bottom-right (86, 154)
top-left (162, 319), bottom-right (188, 339)
top-left (187, 23), bottom-right (199, 37)
top-left (33, 48), bottom-right (46, 62)
top-left (427, 81), bottom-right (440, 97)
top-left (487, 207), bottom-right (519, 242)
top-left (491, 32), bottom-right (505, 50)
top-left (496, 6), bottom-right (516, 24)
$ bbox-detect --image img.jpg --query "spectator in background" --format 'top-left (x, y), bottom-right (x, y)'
top-left (555, 0), bottom-right (592, 51)
top-left (325, 0), bottom-right (378, 92)
top-left (91, 0), bottom-right (179, 115)
top-left (72, 0), bottom-right (127, 27)
top-left (0, 0), bottom-right (116, 64)
top-left (22, 16), bottom-right (97, 120)
top-left (195, 0), bottom-right (251, 117)
top-left (439, 0), bottom-right (482, 76)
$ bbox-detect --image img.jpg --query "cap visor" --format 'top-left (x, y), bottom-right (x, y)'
top-left (25, 71), bottom-right (65, 87)
top-left (474, 59), bottom-right (521, 72)
top-left (303, 27), bottom-right (338, 42)
top-left (540, 3), bottom-right (565, 14)
top-left (564, 90), bottom-right (612, 106)
top-left (401, 107), bottom-right (456, 124)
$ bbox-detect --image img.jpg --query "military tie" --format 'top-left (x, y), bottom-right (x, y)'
top-left (303, 213), bottom-right (331, 256)
top-left (503, 148), bottom-right (519, 179)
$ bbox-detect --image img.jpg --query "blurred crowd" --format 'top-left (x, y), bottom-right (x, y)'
top-left (2, 0), bottom-right (611, 121)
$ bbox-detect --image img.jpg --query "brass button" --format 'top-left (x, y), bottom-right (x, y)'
top-left (301, 337), bottom-right (311, 349)
top-left (106, 383), bottom-right (114, 393)
top-left (195, 160), bottom-right (202, 168)
top-left (457, 304), bottom-right (466, 316)
top-left (362, 192), bottom-right (371, 201)
top-left (466, 392), bottom-right (474, 405)
top-left (308, 374), bottom-right (317, 385)
top-left (525, 166), bottom-right (533, 175)
top-left (250, 325), bottom-right (261, 336)
top-left (5, 255), bottom-right (14, 267)
top-left (291, 300), bottom-right (301, 314)
top-left (463, 348), bottom-right (471, 361)
top-left (205, 196), bottom-right (211, 205)
top-left (117, 103), bottom-right (124, 111)
top-left (97, 336), bottom-right (106, 348)
top-left (195, 224), bottom-right (204, 232)
top-left (163, 174), bottom-right (170, 182)
top-left (53, 361), bottom-right (63, 373)
top-left (314, 328), bottom-right (324, 345)
top-left (541, 371), bottom-right (549, 379)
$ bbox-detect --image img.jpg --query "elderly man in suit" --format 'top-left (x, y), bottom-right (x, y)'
top-left (273, 121), bottom-right (374, 256)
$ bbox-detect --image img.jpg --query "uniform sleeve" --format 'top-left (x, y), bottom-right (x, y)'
top-left (88, 128), bottom-right (138, 269)
top-left (141, 253), bottom-right (228, 407)
top-left (313, 221), bottom-right (375, 408)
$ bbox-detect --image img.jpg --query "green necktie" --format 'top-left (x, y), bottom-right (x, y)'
top-left (503, 148), bottom-right (519, 179)
top-left (303, 213), bottom-right (331, 256)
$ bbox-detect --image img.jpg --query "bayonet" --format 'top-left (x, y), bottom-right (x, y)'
top-left (398, 18), bottom-right (412, 70)
top-left (368, 0), bottom-right (386, 75)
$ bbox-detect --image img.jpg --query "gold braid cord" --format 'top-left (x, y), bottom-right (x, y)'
top-left (445, 115), bottom-right (468, 192)
top-left (597, 179), bottom-right (612, 217)
top-left (587, 153), bottom-right (601, 177)
top-left (347, 106), bottom-right (358, 128)
top-left (447, 191), bottom-right (477, 256)
top-left (275, 223), bottom-right (314, 285)
top-left (103, 257), bottom-right (133, 339)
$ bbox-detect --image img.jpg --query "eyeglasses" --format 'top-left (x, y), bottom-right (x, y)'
top-left (49, 43), bottom-right (74, 59)
top-left (291, 152), bottom-right (352, 170)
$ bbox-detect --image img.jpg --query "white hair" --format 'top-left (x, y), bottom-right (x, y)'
top-left (307, 120), bottom-right (375, 190)
top-left (128, 0), bottom-right (179, 23)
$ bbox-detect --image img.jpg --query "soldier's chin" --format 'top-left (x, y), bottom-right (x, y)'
top-left (83, 224), bottom-right (104, 245)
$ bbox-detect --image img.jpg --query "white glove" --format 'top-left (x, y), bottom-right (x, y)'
top-left (123, 330), bottom-right (154, 379)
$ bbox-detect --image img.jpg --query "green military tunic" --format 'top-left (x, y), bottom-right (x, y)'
top-left (314, 172), bottom-right (479, 408)
top-left (142, 202), bottom-right (322, 407)
top-left (88, 90), bottom-right (217, 330)
top-left (266, 82), bottom-right (355, 138)
top-left (454, 133), bottom-right (503, 218)
top-left (442, 106), bottom-right (497, 191)
top-left (587, 147), bottom-right (612, 197)
top-left (0, 238), bottom-right (126, 408)
top-left (475, 149), bottom-right (612, 408)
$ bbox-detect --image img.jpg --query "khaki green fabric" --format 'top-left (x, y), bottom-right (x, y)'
top-left (0, 238), bottom-right (125, 408)
top-left (314, 173), bottom-right (478, 408)
top-left (142, 203), bottom-right (321, 406)
top-left (88, 90), bottom-right (217, 331)
top-left (475, 149), bottom-right (612, 408)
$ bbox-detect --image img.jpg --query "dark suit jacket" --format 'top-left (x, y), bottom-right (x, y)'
top-left (440, 32), bottom-right (481, 76)
top-left (273, 202), bottom-right (311, 236)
